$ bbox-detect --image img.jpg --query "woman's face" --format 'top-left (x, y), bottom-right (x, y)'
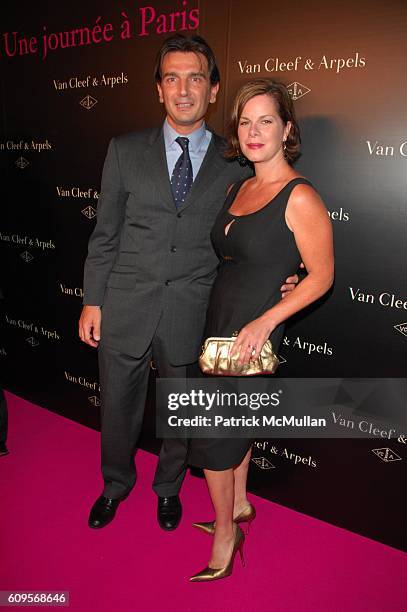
top-left (237, 93), bottom-right (291, 164)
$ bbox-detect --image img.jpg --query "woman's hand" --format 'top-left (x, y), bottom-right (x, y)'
top-left (230, 316), bottom-right (276, 365)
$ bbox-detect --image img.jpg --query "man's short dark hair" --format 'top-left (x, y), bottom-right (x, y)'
top-left (154, 34), bottom-right (220, 85)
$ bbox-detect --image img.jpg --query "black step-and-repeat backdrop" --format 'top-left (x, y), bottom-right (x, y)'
top-left (1, 1), bottom-right (406, 551)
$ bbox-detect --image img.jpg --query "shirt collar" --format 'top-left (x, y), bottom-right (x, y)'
top-left (163, 119), bottom-right (207, 154)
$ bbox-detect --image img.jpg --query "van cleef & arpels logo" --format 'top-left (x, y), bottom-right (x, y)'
top-left (20, 251), bottom-right (34, 263)
top-left (238, 52), bottom-right (366, 75)
top-left (287, 82), bottom-right (311, 100)
top-left (5, 314), bottom-right (61, 341)
top-left (55, 186), bottom-right (99, 218)
top-left (15, 157), bottom-right (29, 169)
top-left (283, 334), bottom-right (333, 357)
top-left (371, 448), bottom-right (402, 463)
top-left (53, 73), bottom-right (129, 92)
top-left (0, 232), bottom-right (55, 251)
top-left (3, 140), bottom-right (51, 168)
top-left (82, 205), bottom-right (97, 219)
top-left (1, 140), bottom-right (52, 153)
top-left (26, 337), bottom-right (40, 347)
top-left (60, 283), bottom-right (84, 298)
top-left (64, 370), bottom-right (100, 393)
top-left (327, 208), bottom-right (350, 222)
top-left (251, 456), bottom-right (275, 470)
top-left (88, 396), bottom-right (101, 407)
top-left (253, 441), bottom-right (318, 469)
top-left (56, 186), bottom-right (99, 199)
top-left (349, 287), bottom-right (407, 311)
top-left (394, 323), bottom-right (407, 338)
top-left (366, 139), bottom-right (407, 158)
top-left (80, 95), bottom-right (98, 110)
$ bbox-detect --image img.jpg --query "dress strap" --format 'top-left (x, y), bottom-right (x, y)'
top-left (223, 177), bottom-right (249, 208)
top-left (285, 177), bottom-right (313, 190)
top-left (279, 177), bottom-right (314, 204)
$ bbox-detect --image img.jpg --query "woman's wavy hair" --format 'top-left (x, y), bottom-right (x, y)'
top-left (225, 79), bottom-right (301, 164)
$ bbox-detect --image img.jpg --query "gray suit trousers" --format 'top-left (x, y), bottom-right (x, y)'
top-left (98, 313), bottom-right (193, 499)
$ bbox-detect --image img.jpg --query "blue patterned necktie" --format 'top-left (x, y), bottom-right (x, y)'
top-left (170, 137), bottom-right (193, 208)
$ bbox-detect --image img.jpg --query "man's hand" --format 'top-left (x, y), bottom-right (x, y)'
top-left (280, 264), bottom-right (305, 298)
top-left (79, 305), bottom-right (101, 348)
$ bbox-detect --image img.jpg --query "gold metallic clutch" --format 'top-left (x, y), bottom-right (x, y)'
top-left (199, 332), bottom-right (279, 376)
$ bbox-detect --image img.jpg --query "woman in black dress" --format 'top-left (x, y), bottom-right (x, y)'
top-left (189, 80), bottom-right (334, 582)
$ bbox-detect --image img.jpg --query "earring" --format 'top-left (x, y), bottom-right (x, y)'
top-left (283, 141), bottom-right (287, 158)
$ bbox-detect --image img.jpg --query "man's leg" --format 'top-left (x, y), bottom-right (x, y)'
top-left (99, 343), bottom-right (152, 498)
top-left (151, 323), bottom-right (203, 530)
top-left (152, 359), bottom-right (202, 498)
top-left (151, 336), bottom-right (189, 499)
top-left (88, 342), bottom-right (152, 528)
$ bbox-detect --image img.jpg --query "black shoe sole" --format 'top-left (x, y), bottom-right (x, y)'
top-left (88, 521), bottom-right (113, 529)
top-left (158, 521), bottom-right (181, 531)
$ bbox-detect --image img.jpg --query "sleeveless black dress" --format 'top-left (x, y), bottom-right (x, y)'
top-left (188, 177), bottom-right (311, 470)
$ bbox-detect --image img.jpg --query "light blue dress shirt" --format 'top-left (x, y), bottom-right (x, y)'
top-left (163, 119), bottom-right (212, 182)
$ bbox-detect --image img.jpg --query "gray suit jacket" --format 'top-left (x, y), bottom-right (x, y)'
top-left (83, 126), bottom-right (250, 364)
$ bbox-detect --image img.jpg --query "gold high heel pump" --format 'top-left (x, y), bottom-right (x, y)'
top-left (189, 525), bottom-right (245, 582)
top-left (192, 503), bottom-right (256, 536)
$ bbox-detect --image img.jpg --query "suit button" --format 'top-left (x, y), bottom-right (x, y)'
top-left (177, 212), bottom-right (182, 218)
top-left (170, 246), bottom-right (177, 253)
top-left (165, 280), bottom-right (171, 286)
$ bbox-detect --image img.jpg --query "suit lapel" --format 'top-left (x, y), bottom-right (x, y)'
top-left (142, 128), bottom-right (174, 209)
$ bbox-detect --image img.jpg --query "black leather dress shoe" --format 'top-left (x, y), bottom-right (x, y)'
top-left (88, 495), bottom-right (122, 529)
top-left (157, 495), bottom-right (182, 531)
top-left (0, 443), bottom-right (9, 456)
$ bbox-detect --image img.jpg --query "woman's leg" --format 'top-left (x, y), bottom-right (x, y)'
top-left (233, 447), bottom-right (252, 516)
top-left (204, 468), bottom-right (236, 567)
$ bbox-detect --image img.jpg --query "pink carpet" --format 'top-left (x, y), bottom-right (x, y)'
top-left (1, 392), bottom-right (406, 611)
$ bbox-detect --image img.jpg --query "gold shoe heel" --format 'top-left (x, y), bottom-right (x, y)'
top-left (239, 542), bottom-right (245, 567)
top-left (192, 521), bottom-right (215, 535)
top-left (193, 503), bottom-right (256, 536)
top-left (235, 504), bottom-right (256, 535)
top-left (189, 526), bottom-right (245, 582)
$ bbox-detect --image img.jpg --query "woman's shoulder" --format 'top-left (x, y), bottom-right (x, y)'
top-left (287, 177), bottom-right (327, 216)
top-left (287, 173), bottom-right (313, 186)
top-left (287, 174), bottom-right (318, 197)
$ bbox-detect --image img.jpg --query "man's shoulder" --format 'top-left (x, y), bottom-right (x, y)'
top-left (208, 129), bottom-right (226, 152)
top-left (112, 127), bottom-right (161, 150)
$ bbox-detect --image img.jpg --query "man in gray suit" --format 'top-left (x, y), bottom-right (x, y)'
top-left (79, 35), bottom-right (297, 530)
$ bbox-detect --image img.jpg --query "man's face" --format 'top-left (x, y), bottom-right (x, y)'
top-left (157, 51), bottom-right (219, 134)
